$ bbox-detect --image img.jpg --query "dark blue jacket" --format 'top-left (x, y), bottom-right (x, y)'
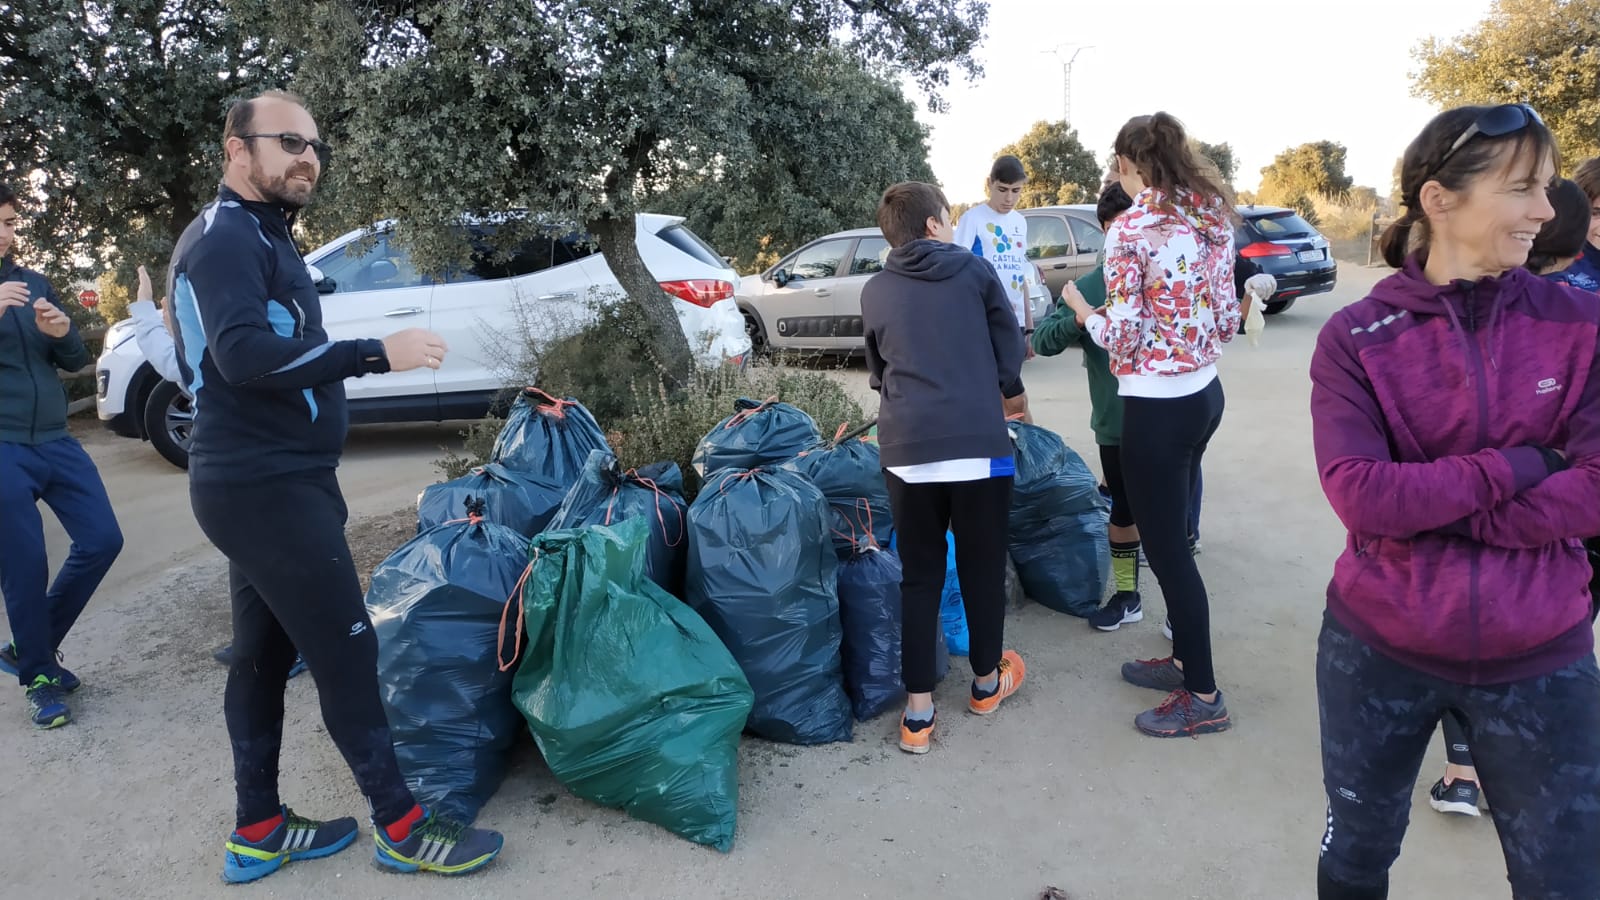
top-left (169, 186), bottom-right (391, 482)
top-left (861, 238), bottom-right (1026, 468)
top-left (0, 258), bottom-right (87, 444)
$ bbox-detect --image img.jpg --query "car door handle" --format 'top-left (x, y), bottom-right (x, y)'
top-left (815, 289), bottom-right (832, 298)
top-left (538, 292), bottom-right (577, 302)
top-left (384, 307), bottom-right (425, 318)
top-left (1051, 263), bottom-right (1069, 270)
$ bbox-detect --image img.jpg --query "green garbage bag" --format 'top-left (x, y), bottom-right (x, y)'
top-left (508, 517), bottom-right (753, 852)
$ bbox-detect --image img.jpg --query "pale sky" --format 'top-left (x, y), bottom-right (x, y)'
top-left (916, 0), bottom-right (1498, 204)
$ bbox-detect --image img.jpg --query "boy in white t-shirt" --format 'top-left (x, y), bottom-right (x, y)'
top-left (954, 155), bottom-right (1033, 422)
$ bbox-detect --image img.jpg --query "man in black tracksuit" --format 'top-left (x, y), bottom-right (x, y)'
top-left (168, 90), bottom-right (502, 883)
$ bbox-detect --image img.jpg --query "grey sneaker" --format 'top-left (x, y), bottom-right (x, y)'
top-left (1428, 778), bottom-right (1482, 817)
top-left (1135, 689), bottom-right (1231, 738)
top-left (1121, 655), bottom-right (1186, 692)
top-left (1089, 592), bottom-right (1143, 632)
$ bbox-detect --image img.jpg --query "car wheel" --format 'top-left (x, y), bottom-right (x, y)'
top-left (742, 309), bottom-right (769, 356)
top-left (143, 380), bottom-right (193, 470)
top-left (1264, 298), bottom-right (1295, 315)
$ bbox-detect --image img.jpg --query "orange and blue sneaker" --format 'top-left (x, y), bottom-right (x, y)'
top-left (373, 807), bottom-right (503, 876)
top-left (898, 710), bottom-right (936, 754)
top-left (968, 649), bottom-right (1026, 715)
top-left (222, 806), bottom-right (359, 884)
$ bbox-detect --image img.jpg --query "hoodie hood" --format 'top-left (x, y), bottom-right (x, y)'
top-left (885, 238), bottom-right (982, 282)
top-left (1141, 188), bottom-right (1233, 250)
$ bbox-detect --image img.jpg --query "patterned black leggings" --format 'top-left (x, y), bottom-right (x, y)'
top-left (1316, 614), bottom-right (1600, 899)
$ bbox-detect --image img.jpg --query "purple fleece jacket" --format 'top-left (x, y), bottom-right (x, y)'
top-left (1310, 255), bottom-right (1600, 684)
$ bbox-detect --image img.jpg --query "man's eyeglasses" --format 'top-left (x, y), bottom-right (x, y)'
top-left (238, 133), bottom-right (333, 165)
top-left (1421, 103), bottom-right (1543, 187)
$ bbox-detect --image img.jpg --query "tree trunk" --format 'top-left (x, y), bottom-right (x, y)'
top-left (589, 212), bottom-right (694, 391)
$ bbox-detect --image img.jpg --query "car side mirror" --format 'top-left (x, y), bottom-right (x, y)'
top-left (772, 268), bottom-right (792, 288)
top-left (305, 263), bottom-right (337, 295)
top-left (369, 258), bottom-right (400, 284)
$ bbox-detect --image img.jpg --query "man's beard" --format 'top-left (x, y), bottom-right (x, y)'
top-left (249, 158), bottom-right (317, 210)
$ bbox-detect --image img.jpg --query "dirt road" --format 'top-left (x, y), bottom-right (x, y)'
top-left (0, 262), bottom-right (1532, 899)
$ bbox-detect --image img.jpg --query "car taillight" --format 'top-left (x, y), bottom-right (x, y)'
top-left (659, 279), bottom-right (734, 308)
top-left (1239, 242), bottom-right (1292, 258)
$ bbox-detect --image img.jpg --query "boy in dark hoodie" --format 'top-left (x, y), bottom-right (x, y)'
top-left (861, 181), bottom-right (1028, 755)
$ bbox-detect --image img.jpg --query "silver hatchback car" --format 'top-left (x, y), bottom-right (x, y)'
top-left (736, 226), bottom-right (1050, 354)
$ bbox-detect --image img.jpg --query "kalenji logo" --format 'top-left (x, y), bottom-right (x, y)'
top-left (1537, 377), bottom-right (1562, 396)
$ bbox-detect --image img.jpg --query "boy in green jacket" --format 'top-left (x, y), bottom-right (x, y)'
top-left (1032, 182), bottom-right (1203, 634)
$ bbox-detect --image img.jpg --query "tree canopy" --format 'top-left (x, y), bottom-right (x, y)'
top-left (1413, 0), bottom-right (1600, 164)
top-left (1257, 141), bottom-right (1354, 209)
top-left (257, 0), bottom-right (988, 381)
top-left (653, 51), bottom-right (935, 275)
top-left (995, 120), bottom-right (1100, 208)
top-left (0, 0), bottom-right (296, 320)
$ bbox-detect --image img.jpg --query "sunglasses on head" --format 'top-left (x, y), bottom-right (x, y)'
top-left (1421, 103), bottom-right (1543, 186)
top-left (239, 132), bottom-right (333, 165)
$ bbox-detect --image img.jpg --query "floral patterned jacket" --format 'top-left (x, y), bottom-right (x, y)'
top-left (1086, 187), bottom-right (1240, 396)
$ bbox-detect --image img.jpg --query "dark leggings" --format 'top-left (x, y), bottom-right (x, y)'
top-left (1100, 442), bottom-right (1206, 536)
top-left (884, 473), bottom-right (1012, 694)
top-left (1120, 379), bottom-right (1224, 694)
top-left (1316, 615), bottom-right (1600, 899)
top-left (191, 470), bottom-right (415, 829)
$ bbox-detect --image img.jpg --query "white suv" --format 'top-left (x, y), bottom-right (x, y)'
top-left (96, 213), bottom-right (752, 468)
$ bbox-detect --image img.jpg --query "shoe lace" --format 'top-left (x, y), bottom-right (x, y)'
top-left (1136, 655), bottom-right (1175, 667)
top-left (416, 813), bottom-right (467, 847)
top-left (283, 808), bottom-right (320, 832)
top-left (1153, 689), bottom-right (1195, 718)
top-left (26, 676), bottom-right (63, 703)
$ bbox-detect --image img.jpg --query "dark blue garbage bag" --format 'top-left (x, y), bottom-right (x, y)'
top-left (545, 450), bottom-right (689, 596)
top-left (1007, 422), bottom-right (1110, 617)
top-left (785, 423), bottom-right (893, 558)
top-left (837, 545), bottom-right (948, 721)
top-left (692, 398), bottom-right (821, 478)
top-left (685, 466), bottom-right (852, 744)
top-left (490, 388), bottom-right (611, 486)
top-left (366, 499), bottom-right (531, 824)
top-left (416, 462), bottom-right (566, 537)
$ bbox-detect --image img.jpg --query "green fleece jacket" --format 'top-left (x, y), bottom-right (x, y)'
top-left (1031, 262), bottom-right (1122, 446)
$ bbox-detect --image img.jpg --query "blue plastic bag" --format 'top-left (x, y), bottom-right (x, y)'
top-left (692, 398), bottom-right (821, 478)
top-left (366, 507), bottom-right (530, 824)
top-left (416, 463), bottom-right (566, 537)
top-left (836, 546), bottom-right (948, 720)
top-left (685, 467), bottom-right (851, 744)
top-left (490, 388), bottom-right (610, 487)
top-left (544, 450), bottom-right (688, 596)
top-left (1007, 422), bottom-right (1111, 617)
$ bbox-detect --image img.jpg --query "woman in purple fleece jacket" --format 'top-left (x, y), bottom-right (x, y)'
top-left (1310, 105), bottom-right (1600, 900)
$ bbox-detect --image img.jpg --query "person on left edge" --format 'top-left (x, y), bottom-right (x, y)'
top-left (0, 183), bottom-right (124, 730)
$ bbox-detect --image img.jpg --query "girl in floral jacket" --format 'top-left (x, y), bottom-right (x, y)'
top-left (1062, 111), bottom-right (1240, 738)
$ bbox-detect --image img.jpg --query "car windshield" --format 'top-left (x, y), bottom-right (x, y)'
top-left (1249, 211), bottom-right (1317, 239)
